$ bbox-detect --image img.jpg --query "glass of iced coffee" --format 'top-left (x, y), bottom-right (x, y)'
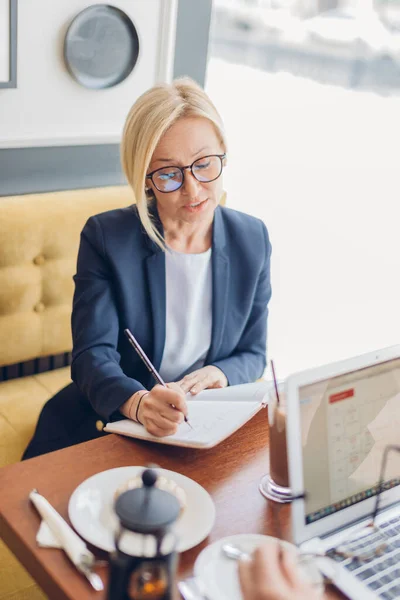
top-left (259, 386), bottom-right (295, 503)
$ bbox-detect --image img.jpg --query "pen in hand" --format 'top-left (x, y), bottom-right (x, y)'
top-left (124, 328), bottom-right (193, 429)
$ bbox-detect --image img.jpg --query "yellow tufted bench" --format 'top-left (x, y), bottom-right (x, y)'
top-left (0, 185), bottom-right (133, 600)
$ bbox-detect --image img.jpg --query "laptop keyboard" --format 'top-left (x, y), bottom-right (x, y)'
top-left (326, 514), bottom-right (400, 599)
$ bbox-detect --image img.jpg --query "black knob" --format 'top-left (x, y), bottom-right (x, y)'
top-left (142, 468), bottom-right (157, 488)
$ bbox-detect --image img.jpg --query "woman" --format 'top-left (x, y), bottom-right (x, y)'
top-left (23, 77), bottom-right (271, 459)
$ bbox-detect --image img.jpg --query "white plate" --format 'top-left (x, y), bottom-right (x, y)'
top-left (194, 534), bottom-right (323, 600)
top-left (68, 466), bottom-right (215, 553)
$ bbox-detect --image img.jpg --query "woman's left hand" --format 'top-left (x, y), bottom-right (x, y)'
top-left (176, 366), bottom-right (228, 395)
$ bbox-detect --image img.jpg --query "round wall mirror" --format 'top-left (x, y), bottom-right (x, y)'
top-left (64, 4), bottom-right (140, 89)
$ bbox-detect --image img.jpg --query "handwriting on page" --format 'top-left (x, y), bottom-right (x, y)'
top-left (168, 400), bottom-right (261, 445)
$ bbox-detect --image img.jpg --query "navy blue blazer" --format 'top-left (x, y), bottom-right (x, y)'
top-left (71, 202), bottom-right (272, 422)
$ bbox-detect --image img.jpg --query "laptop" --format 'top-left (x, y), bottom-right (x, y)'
top-left (286, 345), bottom-right (400, 600)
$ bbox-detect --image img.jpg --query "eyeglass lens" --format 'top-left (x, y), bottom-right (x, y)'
top-left (152, 155), bottom-right (223, 192)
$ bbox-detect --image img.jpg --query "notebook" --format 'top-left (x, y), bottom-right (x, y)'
top-left (286, 344), bottom-right (400, 600)
top-left (104, 381), bottom-right (271, 449)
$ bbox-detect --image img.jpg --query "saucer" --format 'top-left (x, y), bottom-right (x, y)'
top-left (68, 466), bottom-right (215, 553)
top-left (194, 534), bottom-right (323, 600)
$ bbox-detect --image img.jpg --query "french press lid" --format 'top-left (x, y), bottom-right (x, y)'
top-left (115, 469), bottom-right (181, 534)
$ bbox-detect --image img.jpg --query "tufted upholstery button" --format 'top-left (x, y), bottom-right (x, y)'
top-left (34, 302), bottom-right (45, 313)
top-left (33, 254), bottom-right (45, 266)
top-left (96, 420), bottom-right (105, 432)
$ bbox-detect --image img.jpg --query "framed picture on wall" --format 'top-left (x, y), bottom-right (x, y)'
top-left (0, 0), bottom-right (17, 88)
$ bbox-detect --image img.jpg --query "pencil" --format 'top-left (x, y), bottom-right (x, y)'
top-left (124, 328), bottom-right (192, 428)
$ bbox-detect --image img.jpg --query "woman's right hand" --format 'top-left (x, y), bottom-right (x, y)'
top-left (238, 542), bottom-right (323, 600)
top-left (122, 383), bottom-right (188, 437)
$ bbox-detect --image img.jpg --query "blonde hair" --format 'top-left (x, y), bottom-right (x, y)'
top-left (121, 77), bottom-right (227, 250)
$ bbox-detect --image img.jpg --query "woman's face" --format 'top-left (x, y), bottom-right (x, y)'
top-left (147, 117), bottom-right (225, 227)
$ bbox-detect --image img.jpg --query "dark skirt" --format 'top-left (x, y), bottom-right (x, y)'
top-left (22, 382), bottom-right (109, 460)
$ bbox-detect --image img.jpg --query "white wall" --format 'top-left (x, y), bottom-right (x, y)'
top-left (0, 0), bottom-right (214, 196)
top-left (0, 0), bottom-right (177, 148)
top-left (0, 0), bottom-right (10, 82)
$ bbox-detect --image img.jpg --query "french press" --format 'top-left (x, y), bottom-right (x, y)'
top-left (107, 468), bottom-right (181, 600)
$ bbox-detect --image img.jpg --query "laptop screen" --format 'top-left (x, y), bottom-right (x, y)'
top-left (299, 357), bottom-right (400, 524)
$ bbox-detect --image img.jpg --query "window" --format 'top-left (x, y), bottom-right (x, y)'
top-left (206, 0), bottom-right (400, 378)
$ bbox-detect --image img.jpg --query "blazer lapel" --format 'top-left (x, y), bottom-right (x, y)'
top-left (207, 207), bottom-right (229, 363)
top-left (144, 201), bottom-right (166, 370)
top-left (145, 251), bottom-right (166, 370)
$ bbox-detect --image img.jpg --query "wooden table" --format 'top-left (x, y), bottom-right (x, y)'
top-left (0, 411), bottom-right (345, 600)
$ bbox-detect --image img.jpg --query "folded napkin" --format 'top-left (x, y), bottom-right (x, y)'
top-left (37, 520), bottom-right (63, 548)
top-left (29, 489), bottom-right (103, 591)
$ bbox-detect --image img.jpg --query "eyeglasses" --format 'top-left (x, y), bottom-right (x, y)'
top-left (146, 154), bottom-right (226, 193)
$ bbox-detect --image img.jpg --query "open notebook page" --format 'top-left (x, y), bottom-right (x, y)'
top-left (104, 380), bottom-right (272, 449)
top-left (188, 380), bottom-right (272, 403)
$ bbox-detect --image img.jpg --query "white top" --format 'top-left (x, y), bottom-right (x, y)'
top-left (159, 247), bottom-right (213, 383)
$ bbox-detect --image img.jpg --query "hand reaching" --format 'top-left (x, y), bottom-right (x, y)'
top-left (238, 542), bottom-right (323, 600)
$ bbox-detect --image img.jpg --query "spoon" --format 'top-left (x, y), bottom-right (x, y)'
top-left (222, 542), bottom-right (325, 563)
top-left (221, 543), bottom-right (251, 561)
